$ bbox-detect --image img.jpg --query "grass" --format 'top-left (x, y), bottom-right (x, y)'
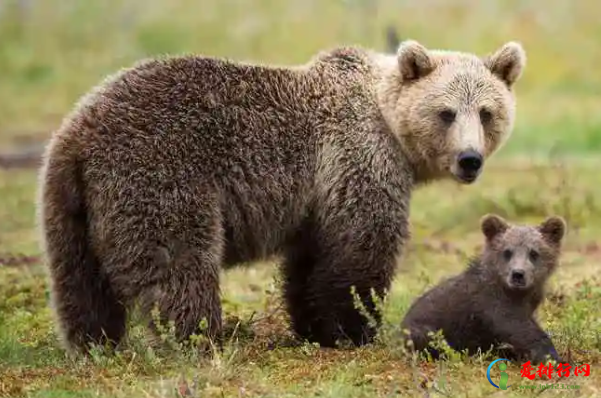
top-left (1, 0), bottom-right (601, 397)
top-left (2, 159), bottom-right (601, 397)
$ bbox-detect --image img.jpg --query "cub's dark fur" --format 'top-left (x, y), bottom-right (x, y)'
top-left (401, 214), bottom-right (566, 364)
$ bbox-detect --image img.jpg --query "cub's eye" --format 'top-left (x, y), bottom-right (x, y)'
top-left (529, 249), bottom-right (539, 262)
top-left (479, 108), bottom-right (493, 124)
top-left (503, 249), bottom-right (513, 261)
top-left (438, 109), bottom-right (456, 124)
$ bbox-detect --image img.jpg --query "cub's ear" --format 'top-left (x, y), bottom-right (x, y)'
top-left (483, 41), bottom-right (526, 88)
top-left (480, 214), bottom-right (509, 241)
top-left (538, 216), bottom-right (567, 245)
top-left (396, 40), bottom-right (434, 81)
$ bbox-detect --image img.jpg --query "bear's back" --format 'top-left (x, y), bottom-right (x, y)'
top-left (56, 47), bottom-right (395, 264)
top-left (67, 48), bottom-right (380, 174)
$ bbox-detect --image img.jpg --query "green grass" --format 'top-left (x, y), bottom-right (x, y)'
top-left (1, 0), bottom-right (601, 397)
top-left (2, 160), bottom-right (601, 397)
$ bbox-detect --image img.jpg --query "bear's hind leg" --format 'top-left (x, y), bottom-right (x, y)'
top-left (51, 265), bottom-right (127, 353)
top-left (107, 241), bottom-right (223, 349)
top-left (400, 323), bottom-right (441, 359)
top-left (282, 216), bottom-right (319, 340)
top-left (134, 227), bottom-right (224, 349)
top-left (103, 188), bottom-right (224, 350)
top-left (139, 255), bottom-right (222, 347)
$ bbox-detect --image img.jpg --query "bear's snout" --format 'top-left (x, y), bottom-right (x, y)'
top-left (506, 267), bottom-right (532, 290)
top-left (455, 149), bottom-right (483, 183)
top-left (510, 269), bottom-right (526, 286)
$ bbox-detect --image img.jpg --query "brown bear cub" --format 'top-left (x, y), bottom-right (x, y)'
top-left (401, 214), bottom-right (566, 364)
top-left (38, 39), bottom-right (526, 355)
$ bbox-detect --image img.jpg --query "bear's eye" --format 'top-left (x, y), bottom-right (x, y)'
top-left (529, 249), bottom-right (539, 262)
top-left (479, 108), bottom-right (493, 124)
top-left (502, 249), bottom-right (513, 261)
top-left (438, 109), bottom-right (456, 124)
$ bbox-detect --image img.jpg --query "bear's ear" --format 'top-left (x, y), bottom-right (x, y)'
top-left (483, 41), bottom-right (526, 88)
top-left (396, 40), bottom-right (434, 81)
top-left (480, 214), bottom-right (509, 241)
top-left (538, 216), bottom-right (567, 246)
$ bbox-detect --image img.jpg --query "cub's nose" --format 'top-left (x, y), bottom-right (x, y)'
top-left (457, 150), bottom-right (483, 174)
top-left (511, 269), bottom-right (526, 285)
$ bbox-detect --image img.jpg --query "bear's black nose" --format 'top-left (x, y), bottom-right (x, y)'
top-left (457, 150), bottom-right (483, 174)
top-left (511, 270), bottom-right (525, 285)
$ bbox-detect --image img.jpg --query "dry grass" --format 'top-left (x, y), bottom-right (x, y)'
top-left (1, 157), bottom-right (601, 397)
top-left (1, 0), bottom-right (600, 397)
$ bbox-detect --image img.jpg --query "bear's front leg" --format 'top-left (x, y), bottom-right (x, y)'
top-left (488, 313), bottom-right (562, 365)
top-left (283, 181), bottom-right (410, 348)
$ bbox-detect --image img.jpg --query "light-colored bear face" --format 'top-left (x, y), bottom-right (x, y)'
top-left (376, 40), bottom-right (526, 185)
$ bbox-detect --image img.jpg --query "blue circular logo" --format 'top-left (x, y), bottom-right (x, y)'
top-left (487, 358), bottom-right (512, 389)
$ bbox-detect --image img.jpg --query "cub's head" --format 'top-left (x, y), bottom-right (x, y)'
top-left (479, 214), bottom-right (566, 293)
top-left (376, 40), bottom-right (526, 184)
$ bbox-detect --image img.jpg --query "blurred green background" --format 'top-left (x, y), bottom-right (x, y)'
top-left (0, 0), bottom-right (599, 156)
top-left (1, 2), bottom-right (601, 396)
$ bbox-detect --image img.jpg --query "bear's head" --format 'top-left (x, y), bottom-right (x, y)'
top-left (377, 40), bottom-right (526, 185)
top-left (479, 214), bottom-right (566, 294)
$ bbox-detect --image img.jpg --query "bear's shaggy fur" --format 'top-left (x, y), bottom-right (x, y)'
top-left (400, 214), bottom-right (566, 364)
top-left (37, 40), bottom-right (526, 354)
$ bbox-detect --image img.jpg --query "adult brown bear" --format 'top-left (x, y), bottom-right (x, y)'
top-left (37, 39), bottom-right (526, 354)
